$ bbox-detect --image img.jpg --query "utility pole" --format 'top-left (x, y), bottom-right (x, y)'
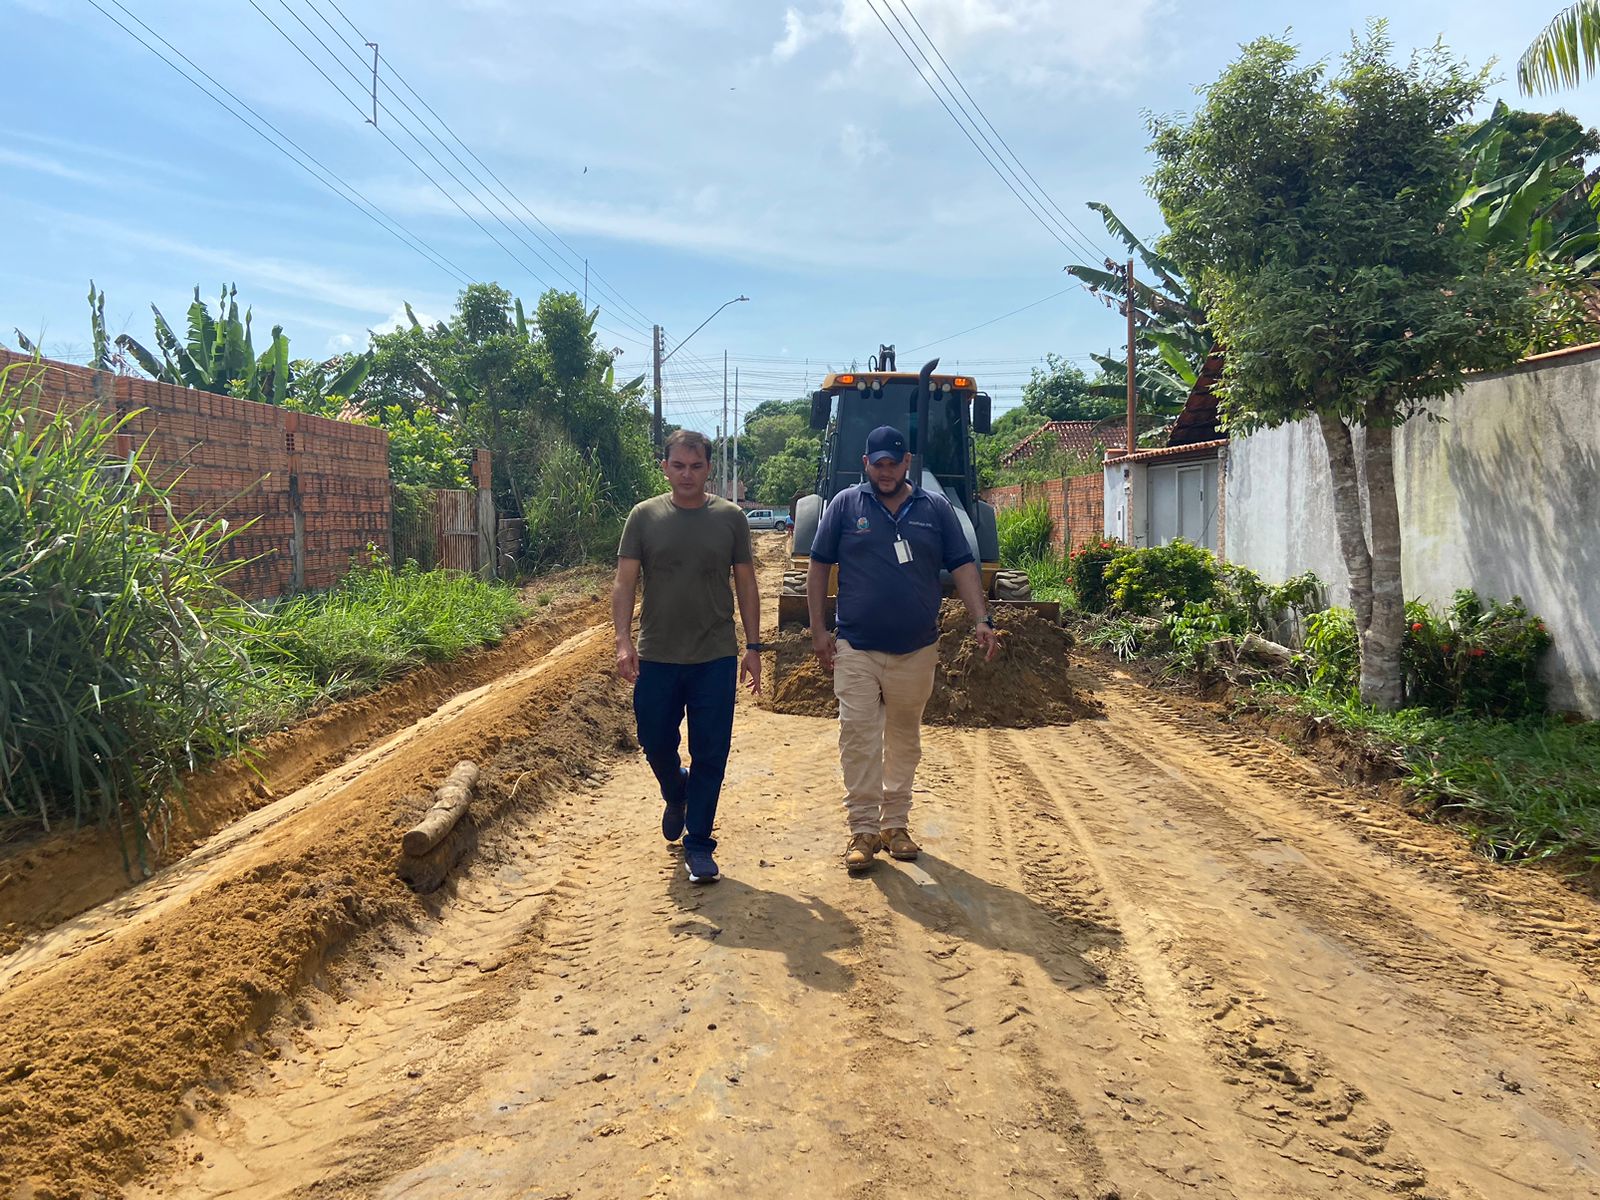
top-left (732, 368), bottom-right (740, 504)
top-left (722, 350), bottom-right (729, 497)
top-left (584, 259), bottom-right (588, 308)
top-left (652, 324), bottom-right (663, 453)
top-left (366, 43), bottom-right (379, 127)
top-left (1124, 258), bottom-right (1137, 460)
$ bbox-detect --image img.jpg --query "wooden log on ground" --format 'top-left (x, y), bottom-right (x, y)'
top-left (1240, 633), bottom-right (1296, 668)
top-left (403, 760), bottom-right (479, 857)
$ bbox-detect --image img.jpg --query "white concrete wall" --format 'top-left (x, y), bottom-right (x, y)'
top-left (1226, 347), bottom-right (1600, 715)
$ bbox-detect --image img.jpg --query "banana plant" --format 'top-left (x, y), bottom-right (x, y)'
top-left (117, 284), bottom-right (270, 398)
top-left (1065, 202), bottom-right (1210, 413)
top-left (1454, 101), bottom-right (1600, 272)
top-left (111, 284), bottom-right (371, 406)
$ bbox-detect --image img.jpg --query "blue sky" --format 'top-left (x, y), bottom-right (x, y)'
top-left (6, 1), bottom-right (1598, 430)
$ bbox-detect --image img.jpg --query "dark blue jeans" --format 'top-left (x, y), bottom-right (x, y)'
top-left (633, 657), bottom-right (737, 852)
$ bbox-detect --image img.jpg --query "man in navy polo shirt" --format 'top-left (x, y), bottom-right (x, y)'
top-left (807, 425), bottom-right (999, 872)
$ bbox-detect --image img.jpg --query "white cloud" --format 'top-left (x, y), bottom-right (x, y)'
top-left (773, 7), bottom-right (819, 60)
top-left (0, 148), bottom-right (110, 186)
top-left (378, 304), bottom-right (438, 333)
top-left (840, 122), bottom-right (886, 164)
top-left (52, 215), bottom-right (404, 316)
top-left (796, 0), bottom-right (1165, 93)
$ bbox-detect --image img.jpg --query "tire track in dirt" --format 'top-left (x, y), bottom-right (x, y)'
top-left (1005, 685), bottom-right (1600, 1198)
top-left (118, 593), bottom-right (1600, 1200)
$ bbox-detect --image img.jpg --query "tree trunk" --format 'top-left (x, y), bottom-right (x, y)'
top-left (1359, 421), bottom-right (1406, 710)
top-left (1316, 410), bottom-right (1374, 636)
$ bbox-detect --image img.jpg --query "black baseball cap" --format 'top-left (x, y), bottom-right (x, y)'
top-left (865, 426), bottom-right (908, 463)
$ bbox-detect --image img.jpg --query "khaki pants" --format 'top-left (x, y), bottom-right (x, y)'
top-left (833, 638), bottom-right (939, 836)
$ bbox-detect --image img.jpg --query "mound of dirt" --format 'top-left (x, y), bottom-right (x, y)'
top-left (765, 602), bottom-right (1102, 728)
top-left (0, 633), bottom-right (634, 1200)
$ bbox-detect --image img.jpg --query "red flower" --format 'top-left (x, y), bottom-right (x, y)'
top-left (1410, 622), bottom-right (1424, 633)
top-left (1470, 648), bottom-right (1486, 658)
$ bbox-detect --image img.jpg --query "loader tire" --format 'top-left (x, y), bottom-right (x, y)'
top-left (993, 569), bottom-right (1032, 602)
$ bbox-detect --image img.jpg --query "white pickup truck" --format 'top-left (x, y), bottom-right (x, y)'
top-left (744, 508), bottom-right (792, 532)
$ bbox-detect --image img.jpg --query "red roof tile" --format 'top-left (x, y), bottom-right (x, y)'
top-left (999, 419), bottom-right (1119, 467)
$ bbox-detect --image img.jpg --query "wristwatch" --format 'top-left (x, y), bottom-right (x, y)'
top-left (978, 615), bottom-right (996, 629)
top-left (746, 641), bottom-right (773, 651)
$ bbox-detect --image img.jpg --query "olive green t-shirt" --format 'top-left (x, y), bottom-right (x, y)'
top-left (618, 493), bottom-right (753, 664)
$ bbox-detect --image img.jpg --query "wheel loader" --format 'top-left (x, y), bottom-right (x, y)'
top-left (778, 344), bottom-right (1054, 629)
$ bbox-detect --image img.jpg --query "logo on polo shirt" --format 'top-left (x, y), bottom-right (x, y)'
top-left (855, 516), bottom-right (870, 532)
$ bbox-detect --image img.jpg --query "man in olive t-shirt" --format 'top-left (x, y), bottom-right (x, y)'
top-left (613, 429), bottom-right (761, 884)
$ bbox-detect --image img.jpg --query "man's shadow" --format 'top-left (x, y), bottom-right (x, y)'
top-left (869, 851), bottom-right (1118, 991)
top-left (666, 864), bottom-right (859, 994)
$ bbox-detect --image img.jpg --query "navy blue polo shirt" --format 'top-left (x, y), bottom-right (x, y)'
top-left (810, 482), bottom-right (974, 654)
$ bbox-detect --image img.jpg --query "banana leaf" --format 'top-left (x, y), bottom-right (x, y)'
top-left (152, 307), bottom-right (208, 389)
top-left (88, 281), bottom-right (109, 371)
top-left (322, 349), bottom-right (372, 398)
top-left (1087, 201), bottom-right (1188, 296)
top-left (114, 334), bottom-right (163, 379)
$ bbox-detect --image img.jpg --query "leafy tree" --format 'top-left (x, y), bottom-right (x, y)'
top-left (359, 284), bottom-right (655, 561)
top-left (732, 398), bottom-right (821, 502)
top-left (1018, 355), bottom-right (1120, 422)
top-left (1148, 26), bottom-right (1537, 709)
top-left (756, 434), bottom-right (821, 504)
top-left (373, 405), bottom-right (469, 488)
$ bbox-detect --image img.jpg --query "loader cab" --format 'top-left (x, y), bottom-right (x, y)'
top-left (810, 373), bottom-right (987, 511)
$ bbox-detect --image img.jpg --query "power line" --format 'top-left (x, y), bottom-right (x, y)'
top-left (296, 0), bottom-right (655, 343)
top-left (84, 0), bottom-right (475, 287)
top-left (251, 1), bottom-right (648, 350)
top-left (320, 0), bottom-right (657, 333)
top-left (890, 0), bottom-right (1112, 265)
top-left (861, 0), bottom-right (1102, 263)
top-left (905, 285), bottom-right (1087, 353)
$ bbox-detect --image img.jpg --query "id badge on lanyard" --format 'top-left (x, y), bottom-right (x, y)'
top-left (894, 535), bottom-right (913, 565)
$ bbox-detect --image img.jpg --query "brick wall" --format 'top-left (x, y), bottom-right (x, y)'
top-left (983, 474), bottom-right (1105, 556)
top-left (3, 349), bottom-right (390, 599)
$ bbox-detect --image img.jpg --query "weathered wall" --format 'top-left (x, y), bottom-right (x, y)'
top-left (3, 349), bottom-right (390, 598)
top-left (1226, 345), bottom-right (1600, 715)
top-left (983, 475), bottom-right (1104, 555)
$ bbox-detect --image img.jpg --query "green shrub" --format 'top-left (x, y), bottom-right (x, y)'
top-left (1163, 599), bottom-right (1244, 672)
top-left (1102, 538), bottom-right (1220, 614)
top-left (1224, 564), bottom-right (1323, 638)
top-left (0, 363), bottom-right (248, 859)
top-left (1066, 538), bottom-right (1124, 612)
top-left (996, 500), bottom-right (1053, 566)
top-left (1016, 551), bottom-right (1069, 603)
top-left (1303, 605), bottom-right (1358, 696)
top-left (1403, 590), bottom-right (1552, 719)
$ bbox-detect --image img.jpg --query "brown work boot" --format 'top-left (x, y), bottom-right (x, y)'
top-left (882, 828), bottom-right (920, 861)
top-left (845, 832), bottom-right (881, 872)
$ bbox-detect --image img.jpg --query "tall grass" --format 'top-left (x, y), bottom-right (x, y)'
top-left (0, 362), bottom-right (249, 861)
top-left (241, 560), bottom-right (525, 709)
top-left (1253, 684), bottom-right (1600, 865)
top-left (996, 499), bottom-right (1053, 565)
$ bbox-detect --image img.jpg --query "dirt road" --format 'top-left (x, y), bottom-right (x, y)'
top-left (8, 536), bottom-right (1600, 1198)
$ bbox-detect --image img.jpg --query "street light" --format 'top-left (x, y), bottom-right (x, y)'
top-left (655, 295), bottom-right (749, 451)
top-left (661, 295), bottom-right (749, 364)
